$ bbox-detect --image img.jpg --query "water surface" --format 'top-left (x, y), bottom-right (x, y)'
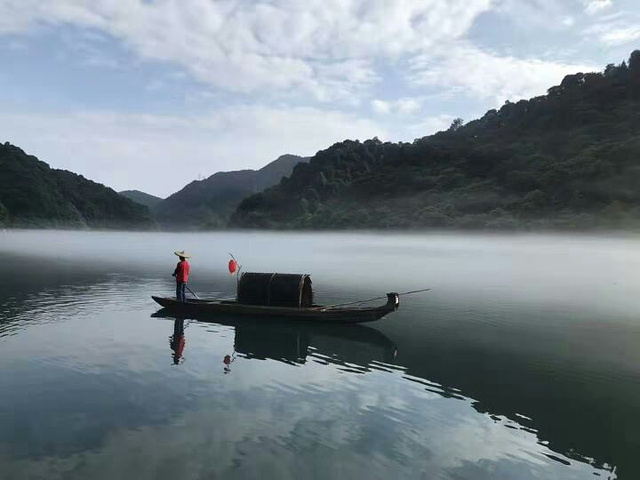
top-left (1, 230), bottom-right (637, 479)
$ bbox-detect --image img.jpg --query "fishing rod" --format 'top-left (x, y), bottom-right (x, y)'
top-left (325, 287), bottom-right (432, 308)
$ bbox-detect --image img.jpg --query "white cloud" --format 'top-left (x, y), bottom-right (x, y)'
top-left (0, 108), bottom-right (386, 197)
top-left (495, 0), bottom-right (575, 30)
top-left (371, 100), bottom-right (392, 115)
top-left (594, 25), bottom-right (640, 45)
top-left (584, 0), bottom-right (613, 15)
top-left (410, 45), bottom-right (596, 105)
top-left (585, 10), bottom-right (640, 46)
top-left (0, 0), bottom-right (492, 102)
top-left (371, 98), bottom-right (422, 115)
top-left (396, 98), bottom-right (422, 115)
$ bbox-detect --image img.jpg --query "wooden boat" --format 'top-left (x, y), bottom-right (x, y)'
top-left (151, 292), bottom-right (399, 324)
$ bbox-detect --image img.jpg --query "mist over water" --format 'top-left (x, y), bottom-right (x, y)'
top-left (1, 229), bottom-right (637, 479)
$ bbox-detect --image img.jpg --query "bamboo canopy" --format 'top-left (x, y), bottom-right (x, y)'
top-left (237, 273), bottom-right (313, 308)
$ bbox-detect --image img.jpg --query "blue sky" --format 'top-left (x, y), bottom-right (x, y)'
top-left (0, 0), bottom-right (638, 197)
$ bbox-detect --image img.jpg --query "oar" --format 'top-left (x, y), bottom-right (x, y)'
top-left (185, 285), bottom-right (200, 300)
top-left (325, 288), bottom-right (432, 308)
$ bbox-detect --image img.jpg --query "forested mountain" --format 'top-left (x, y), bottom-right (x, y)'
top-left (231, 51), bottom-right (640, 230)
top-left (0, 142), bottom-right (155, 229)
top-left (155, 154), bottom-right (309, 228)
top-left (119, 190), bottom-right (163, 209)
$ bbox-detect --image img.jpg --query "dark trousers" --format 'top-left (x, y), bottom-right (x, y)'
top-left (176, 282), bottom-right (186, 302)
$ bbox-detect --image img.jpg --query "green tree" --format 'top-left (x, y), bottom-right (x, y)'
top-left (0, 142), bottom-right (155, 229)
top-left (604, 63), bottom-right (617, 77)
top-left (0, 201), bottom-right (8, 226)
top-left (629, 50), bottom-right (640, 72)
top-left (299, 197), bottom-right (309, 215)
top-left (448, 118), bottom-right (464, 132)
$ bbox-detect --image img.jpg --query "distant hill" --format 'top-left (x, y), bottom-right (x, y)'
top-left (231, 50), bottom-right (640, 231)
top-left (0, 142), bottom-right (155, 229)
top-left (119, 190), bottom-right (163, 209)
top-left (155, 154), bottom-right (309, 228)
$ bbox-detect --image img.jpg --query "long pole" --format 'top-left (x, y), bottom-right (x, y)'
top-left (185, 284), bottom-right (200, 300)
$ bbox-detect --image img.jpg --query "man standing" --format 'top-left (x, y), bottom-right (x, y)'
top-left (172, 250), bottom-right (191, 302)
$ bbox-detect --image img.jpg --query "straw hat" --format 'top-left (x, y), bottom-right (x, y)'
top-left (174, 250), bottom-right (191, 258)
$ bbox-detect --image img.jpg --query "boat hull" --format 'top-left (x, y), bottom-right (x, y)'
top-left (151, 293), bottom-right (399, 324)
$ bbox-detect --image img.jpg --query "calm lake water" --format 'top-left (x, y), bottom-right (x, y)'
top-left (1, 230), bottom-right (638, 480)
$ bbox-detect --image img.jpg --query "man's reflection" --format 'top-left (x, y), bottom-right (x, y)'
top-left (170, 318), bottom-right (185, 365)
top-left (223, 353), bottom-right (236, 374)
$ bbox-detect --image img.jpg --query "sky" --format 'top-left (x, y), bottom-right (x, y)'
top-left (0, 0), bottom-right (638, 197)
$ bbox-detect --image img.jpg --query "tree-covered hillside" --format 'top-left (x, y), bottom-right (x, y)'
top-left (0, 142), bottom-right (155, 229)
top-left (231, 51), bottom-right (640, 230)
top-left (155, 154), bottom-right (309, 229)
top-left (119, 190), bottom-right (164, 209)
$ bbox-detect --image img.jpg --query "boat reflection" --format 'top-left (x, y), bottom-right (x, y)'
top-left (154, 309), bottom-right (397, 370)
